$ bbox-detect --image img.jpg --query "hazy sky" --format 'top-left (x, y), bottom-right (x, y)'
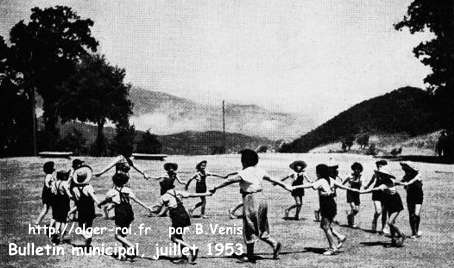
top-left (1, 0), bottom-right (431, 123)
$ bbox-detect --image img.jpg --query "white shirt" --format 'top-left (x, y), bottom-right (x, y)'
top-left (105, 187), bottom-right (136, 204)
top-left (238, 166), bottom-right (268, 193)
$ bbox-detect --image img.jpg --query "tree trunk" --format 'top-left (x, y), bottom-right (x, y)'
top-left (96, 120), bottom-right (106, 156)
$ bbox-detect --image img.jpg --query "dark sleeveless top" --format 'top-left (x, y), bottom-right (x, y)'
top-left (114, 187), bottom-right (134, 227)
top-left (75, 185), bottom-right (95, 223)
top-left (166, 190), bottom-right (191, 228)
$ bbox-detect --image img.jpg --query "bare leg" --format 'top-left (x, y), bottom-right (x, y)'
top-left (381, 203), bottom-right (388, 233)
top-left (372, 201), bottom-right (382, 232)
top-left (414, 204), bottom-right (422, 236)
top-left (35, 204), bottom-right (50, 225)
top-left (171, 235), bottom-right (198, 263)
top-left (294, 196), bottom-right (302, 219)
top-left (321, 218), bottom-right (336, 250)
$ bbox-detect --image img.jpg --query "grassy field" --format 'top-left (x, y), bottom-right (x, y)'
top-left (1, 153), bottom-right (454, 267)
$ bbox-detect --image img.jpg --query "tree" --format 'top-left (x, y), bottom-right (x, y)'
top-left (8, 6), bottom-right (98, 150)
top-left (137, 130), bottom-right (162, 154)
top-left (58, 54), bottom-right (132, 156)
top-left (111, 121), bottom-right (136, 156)
top-left (0, 36), bottom-right (34, 156)
top-left (356, 133), bottom-right (370, 149)
top-left (395, 1), bottom-right (454, 130)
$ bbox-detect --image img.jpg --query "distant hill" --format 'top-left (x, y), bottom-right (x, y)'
top-left (59, 121), bottom-right (274, 155)
top-left (281, 87), bottom-right (442, 152)
top-left (129, 87), bottom-right (314, 140)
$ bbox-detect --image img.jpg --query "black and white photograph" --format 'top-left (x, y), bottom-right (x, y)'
top-left (1, 0), bottom-right (453, 267)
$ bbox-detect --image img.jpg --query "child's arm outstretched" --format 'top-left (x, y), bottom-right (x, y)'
top-left (224, 172), bottom-right (238, 179)
top-left (185, 174), bottom-right (198, 190)
top-left (264, 175), bottom-right (292, 192)
top-left (333, 180), bottom-right (358, 192)
top-left (130, 195), bottom-right (153, 212)
top-left (281, 174), bottom-right (292, 182)
top-left (95, 156), bottom-right (121, 177)
top-left (175, 175), bottom-right (186, 185)
top-left (359, 184), bottom-right (385, 194)
top-left (304, 174), bottom-right (315, 183)
top-left (86, 186), bottom-right (101, 206)
top-left (207, 172), bottom-right (227, 179)
top-left (179, 191), bottom-right (212, 198)
top-left (209, 175), bottom-right (242, 193)
top-left (402, 173), bottom-right (422, 186)
top-left (364, 173), bottom-right (376, 189)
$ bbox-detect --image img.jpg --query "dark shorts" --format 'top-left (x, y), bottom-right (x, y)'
top-left (372, 191), bottom-right (382, 201)
top-left (382, 193), bottom-right (404, 214)
top-left (195, 182), bottom-right (207, 193)
top-left (115, 205), bottom-right (134, 229)
top-left (291, 188), bottom-right (305, 197)
top-left (319, 195), bottom-right (337, 220)
top-left (406, 188), bottom-right (424, 205)
top-left (41, 186), bottom-right (53, 205)
top-left (346, 190), bottom-right (360, 205)
top-left (52, 196), bottom-right (70, 222)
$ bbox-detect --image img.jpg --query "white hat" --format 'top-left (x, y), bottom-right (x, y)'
top-left (72, 165), bottom-right (93, 185)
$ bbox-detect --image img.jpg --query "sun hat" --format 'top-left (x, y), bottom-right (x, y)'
top-left (72, 165), bottom-right (93, 185)
top-left (72, 159), bottom-right (84, 169)
top-left (289, 160), bottom-right (307, 171)
top-left (164, 162), bottom-right (178, 171)
top-left (196, 160), bottom-right (207, 170)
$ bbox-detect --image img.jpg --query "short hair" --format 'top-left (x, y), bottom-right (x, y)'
top-left (116, 162), bottom-right (131, 173)
top-left (351, 162), bottom-right (363, 172)
top-left (56, 170), bottom-right (69, 181)
top-left (316, 164), bottom-right (330, 179)
top-left (240, 149), bottom-right (259, 168)
top-left (43, 161), bottom-right (55, 174)
top-left (112, 173), bottom-right (130, 187)
top-left (375, 160), bottom-right (387, 167)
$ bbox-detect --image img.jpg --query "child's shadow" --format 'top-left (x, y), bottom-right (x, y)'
top-left (360, 241), bottom-right (391, 247)
top-left (303, 247), bottom-right (327, 254)
top-left (282, 217), bottom-right (307, 221)
top-left (338, 224), bottom-right (377, 234)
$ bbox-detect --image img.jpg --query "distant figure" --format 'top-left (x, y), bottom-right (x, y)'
top-left (281, 160), bottom-right (313, 220)
top-left (436, 130), bottom-right (448, 157)
top-left (342, 162), bottom-right (363, 228)
top-left (185, 160), bottom-right (226, 218)
top-left (35, 161), bottom-right (56, 225)
top-left (390, 147), bottom-right (402, 157)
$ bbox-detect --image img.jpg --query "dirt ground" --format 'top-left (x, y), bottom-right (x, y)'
top-left (1, 153), bottom-right (454, 267)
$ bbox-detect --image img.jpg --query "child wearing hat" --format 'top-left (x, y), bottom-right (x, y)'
top-left (360, 168), bottom-right (406, 247)
top-left (209, 149), bottom-right (292, 263)
top-left (149, 184), bottom-right (212, 264)
top-left (281, 160), bottom-right (313, 220)
top-left (50, 170), bottom-right (73, 244)
top-left (342, 162), bottom-right (363, 228)
top-left (98, 173), bottom-right (153, 260)
top-left (364, 160), bottom-right (390, 234)
top-left (72, 165), bottom-right (100, 247)
top-left (35, 161), bottom-right (56, 225)
top-left (400, 162), bottom-right (424, 238)
top-left (148, 163), bottom-right (186, 196)
top-left (292, 164), bottom-right (354, 255)
top-left (185, 160), bottom-right (226, 218)
top-left (67, 159), bottom-right (84, 221)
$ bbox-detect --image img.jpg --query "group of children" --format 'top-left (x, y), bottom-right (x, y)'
top-left (35, 151), bottom-right (424, 263)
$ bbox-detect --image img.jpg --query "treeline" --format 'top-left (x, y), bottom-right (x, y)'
top-left (0, 6), bottom-right (140, 157)
top-left (280, 87), bottom-right (442, 153)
